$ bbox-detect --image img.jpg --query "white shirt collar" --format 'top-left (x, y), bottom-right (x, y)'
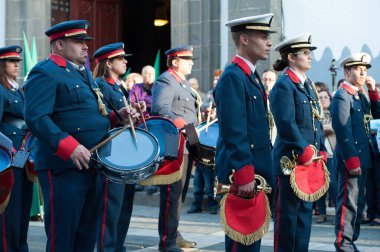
top-left (288, 67), bottom-right (307, 84)
top-left (343, 81), bottom-right (359, 91)
top-left (236, 55), bottom-right (256, 74)
top-left (68, 60), bottom-right (85, 71)
top-left (7, 78), bottom-right (19, 89)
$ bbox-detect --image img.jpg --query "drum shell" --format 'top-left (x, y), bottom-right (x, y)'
top-left (96, 127), bottom-right (161, 184)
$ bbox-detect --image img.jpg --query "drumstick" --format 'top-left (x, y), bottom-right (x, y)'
top-left (90, 125), bottom-right (129, 153)
top-left (197, 118), bottom-right (218, 133)
top-left (122, 96), bottom-right (138, 144)
top-left (133, 92), bottom-right (148, 131)
top-left (205, 103), bottom-right (213, 133)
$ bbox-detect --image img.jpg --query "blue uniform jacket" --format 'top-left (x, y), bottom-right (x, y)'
top-left (24, 54), bottom-right (113, 170)
top-left (0, 84), bottom-right (27, 149)
top-left (96, 77), bottom-right (125, 110)
top-left (331, 83), bottom-right (380, 171)
top-left (269, 69), bottom-right (326, 176)
top-left (214, 56), bottom-right (273, 186)
top-left (151, 69), bottom-right (198, 127)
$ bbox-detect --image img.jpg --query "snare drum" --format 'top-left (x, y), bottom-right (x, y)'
top-left (96, 127), bottom-right (161, 184)
top-left (0, 133), bottom-right (12, 174)
top-left (192, 121), bottom-right (219, 166)
top-left (139, 116), bottom-right (179, 160)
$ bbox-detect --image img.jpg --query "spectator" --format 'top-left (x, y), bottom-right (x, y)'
top-left (124, 72), bottom-right (143, 91)
top-left (262, 69), bottom-right (277, 94)
top-left (316, 88), bottom-right (337, 224)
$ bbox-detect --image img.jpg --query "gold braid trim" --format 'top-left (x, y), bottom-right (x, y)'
top-left (289, 161), bottom-right (330, 202)
top-left (138, 158), bottom-right (184, 186)
top-left (191, 87), bottom-right (203, 124)
top-left (308, 79), bottom-right (324, 121)
top-left (92, 88), bottom-right (108, 116)
top-left (219, 193), bottom-right (271, 246)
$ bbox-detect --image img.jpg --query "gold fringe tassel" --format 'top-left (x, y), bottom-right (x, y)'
top-left (290, 162), bottom-right (330, 202)
top-left (138, 160), bottom-right (184, 186)
top-left (219, 193), bottom-right (271, 246)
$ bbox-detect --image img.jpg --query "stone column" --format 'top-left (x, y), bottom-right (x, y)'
top-left (5, 0), bottom-right (51, 81)
top-left (171, 0), bottom-right (221, 92)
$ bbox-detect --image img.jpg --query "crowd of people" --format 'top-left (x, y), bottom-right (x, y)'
top-left (0, 11), bottom-right (379, 252)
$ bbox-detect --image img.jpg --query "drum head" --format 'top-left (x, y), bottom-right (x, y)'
top-left (197, 122), bottom-right (219, 148)
top-left (0, 147), bottom-right (11, 173)
top-left (139, 117), bottom-right (178, 157)
top-left (97, 127), bottom-right (159, 171)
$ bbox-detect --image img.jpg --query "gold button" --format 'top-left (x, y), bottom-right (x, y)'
top-left (13, 132), bottom-right (16, 135)
top-left (77, 128), bottom-right (81, 131)
top-left (358, 109), bottom-right (361, 112)
top-left (304, 101), bottom-right (306, 103)
top-left (250, 144), bottom-right (254, 149)
top-left (76, 85), bottom-right (79, 88)
top-left (15, 100), bottom-right (18, 103)
top-left (355, 141), bottom-right (358, 144)
top-left (315, 142), bottom-right (318, 145)
top-left (253, 96), bottom-right (257, 99)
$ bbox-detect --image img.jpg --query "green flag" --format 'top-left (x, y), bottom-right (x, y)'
top-left (22, 32), bottom-right (33, 75)
top-left (154, 49), bottom-right (160, 80)
top-left (31, 37), bottom-right (38, 65)
top-left (122, 67), bottom-right (132, 80)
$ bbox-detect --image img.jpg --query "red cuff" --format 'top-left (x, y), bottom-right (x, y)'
top-left (233, 164), bottom-right (255, 186)
top-left (298, 145), bottom-right (314, 164)
top-left (109, 111), bottom-right (119, 128)
top-left (368, 90), bottom-right (380, 102)
top-left (173, 118), bottom-right (187, 129)
top-left (319, 151), bottom-right (328, 163)
top-left (56, 135), bottom-right (79, 160)
top-left (345, 157), bottom-right (361, 171)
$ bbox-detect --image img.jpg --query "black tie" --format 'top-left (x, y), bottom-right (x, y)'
top-left (78, 69), bottom-right (88, 83)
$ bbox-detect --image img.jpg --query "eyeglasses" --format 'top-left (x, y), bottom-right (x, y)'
top-left (318, 95), bottom-right (330, 100)
top-left (293, 50), bottom-right (312, 56)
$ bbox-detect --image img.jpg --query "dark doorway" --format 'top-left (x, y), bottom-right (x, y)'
top-left (122, 0), bottom-right (171, 74)
top-left (52, 0), bottom-right (171, 74)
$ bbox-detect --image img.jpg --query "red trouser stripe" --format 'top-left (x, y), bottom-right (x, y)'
top-left (48, 170), bottom-right (55, 252)
top-left (337, 172), bottom-right (349, 251)
top-left (2, 214), bottom-right (7, 252)
top-left (162, 185), bottom-right (171, 248)
top-left (274, 176), bottom-right (281, 252)
top-left (232, 241), bottom-right (237, 252)
top-left (100, 178), bottom-right (109, 252)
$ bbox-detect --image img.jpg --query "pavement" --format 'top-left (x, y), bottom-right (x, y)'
top-left (27, 186), bottom-right (380, 252)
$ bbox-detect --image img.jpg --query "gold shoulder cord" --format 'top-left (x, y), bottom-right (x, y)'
top-left (309, 79), bottom-right (324, 121)
top-left (92, 87), bottom-right (109, 116)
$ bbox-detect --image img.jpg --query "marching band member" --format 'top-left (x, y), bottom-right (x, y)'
top-left (332, 53), bottom-right (380, 252)
top-left (0, 45), bottom-right (33, 252)
top-left (269, 33), bottom-right (327, 252)
top-left (214, 14), bottom-right (275, 252)
top-left (93, 42), bottom-right (141, 252)
top-left (24, 20), bottom-right (138, 252)
top-left (151, 45), bottom-right (198, 252)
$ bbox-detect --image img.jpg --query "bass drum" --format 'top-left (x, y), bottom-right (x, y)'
top-left (96, 127), bottom-right (161, 184)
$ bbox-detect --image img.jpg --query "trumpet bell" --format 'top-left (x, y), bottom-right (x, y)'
top-left (280, 156), bottom-right (294, 176)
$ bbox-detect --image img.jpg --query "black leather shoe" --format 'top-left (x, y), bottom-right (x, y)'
top-left (186, 207), bottom-right (201, 213)
top-left (159, 244), bottom-right (184, 252)
top-left (176, 233), bottom-right (197, 248)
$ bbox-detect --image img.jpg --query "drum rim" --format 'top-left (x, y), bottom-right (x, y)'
top-left (0, 146), bottom-right (12, 173)
top-left (96, 127), bottom-right (161, 171)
